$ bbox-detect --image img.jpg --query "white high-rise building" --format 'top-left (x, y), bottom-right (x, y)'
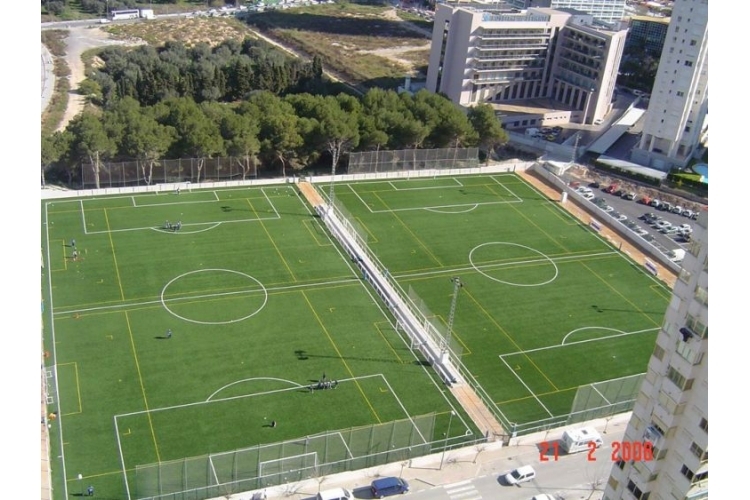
top-left (603, 212), bottom-right (708, 500)
top-left (425, 3), bottom-right (626, 125)
top-left (631, 0), bottom-right (708, 171)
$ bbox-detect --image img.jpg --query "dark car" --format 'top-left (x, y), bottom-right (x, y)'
top-left (371, 477), bottom-right (409, 497)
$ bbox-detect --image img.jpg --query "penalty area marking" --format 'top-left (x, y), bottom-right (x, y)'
top-left (161, 269), bottom-right (268, 325)
top-left (150, 222), bottom-right (222, 235)
top-left (207, 377), bottom-right (306, 401)
top-left (424, 204), bottom-right (479, 214)
top-left (469, 242), bottom-right (559, 286)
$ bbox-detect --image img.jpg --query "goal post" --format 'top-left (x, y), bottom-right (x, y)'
top-left (258, 451), bottom-right (318, 486)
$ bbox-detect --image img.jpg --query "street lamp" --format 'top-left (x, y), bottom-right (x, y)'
top-left (440, 411), bottom-right (456, 469)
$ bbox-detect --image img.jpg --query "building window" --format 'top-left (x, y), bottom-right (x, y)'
top-left (689, 442), bottom-right (705, 460)
top-left (666, 365), bottom-right (688, 390)
top-left (681, 464), bottom-right (695, 481)
top-left (685, 60), bottom-right (694, 67)
top-left (626, 480), bottom-right (649, 500)
top-left (690, 39), bottom-right (697, 46)
top-left (653, 344), bottom-right (665, 361)
top-left (695, 286), bottom-right (708, 305)
top-left (676, 341), bottom-right (703, 365)
top-left (699, 417), bottom-right (708, 432)
top-left (685, 126), bottom-right (691, 132)
top-left (678, 268), bottom-right (692, 283)
top-left (676, 91), bottom-right (685, 97)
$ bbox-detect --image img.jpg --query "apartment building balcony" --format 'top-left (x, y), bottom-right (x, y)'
top-left (475, 42), bottom-right (547, 50)
top-left (473, 55), bottom-right (540, 64)
top-left (476, 33), bottom-right (549, 41)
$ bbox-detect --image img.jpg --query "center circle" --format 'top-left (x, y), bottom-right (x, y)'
top-left (469, 242), bottom-right (558, 286)
top-left (161, 269), bottom-right (268, 324)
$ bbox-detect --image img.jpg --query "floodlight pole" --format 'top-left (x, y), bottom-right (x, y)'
top-left (444, 277), bottom-right (462, 354)
top-left (328, 157), bottom-right (336, 214)
top-left (440, 411), bottom-right (456, 469)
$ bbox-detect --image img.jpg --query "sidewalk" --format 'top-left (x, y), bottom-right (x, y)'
top-left (213, 413), bottom-right (632, 500)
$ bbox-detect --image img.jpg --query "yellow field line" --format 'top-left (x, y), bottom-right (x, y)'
top-left (57, 362), bottom-right (83, 415)
top-left (300, 290), bottom-right (381, 423)
top-left (373, 322), bottom-right (404, 364)
top-left (125, 311), bottom-right (161, 462)
top-left (579, 260), bottom-right (662, 327)
top-left (373, 192), bottom-right (443, 267)
top-left (462, 286), bottom-right (559, 391)
top-left (301, 219), bottom-right (332, 247)
top-left (247, 199), bottom-right (297, 282)
top-left (104, 209), bottom-right (126, 301)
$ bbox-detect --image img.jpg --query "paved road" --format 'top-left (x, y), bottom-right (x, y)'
top-left (210, 413), bottom-right (631, 500)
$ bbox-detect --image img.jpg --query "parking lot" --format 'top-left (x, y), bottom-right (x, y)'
top-left (567, 178), bottom-right (704, 262)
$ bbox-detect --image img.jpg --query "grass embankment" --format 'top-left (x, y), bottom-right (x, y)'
top-left (42, 30), bottom-right (72, 135)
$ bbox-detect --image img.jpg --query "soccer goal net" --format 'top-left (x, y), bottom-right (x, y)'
top-left (258, 451), bottom-right (318, 485)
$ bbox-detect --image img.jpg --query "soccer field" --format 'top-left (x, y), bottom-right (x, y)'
top-left (329, 173), bottom-right (672, 429)
top-left (41, 185), bottom-right (468, 500)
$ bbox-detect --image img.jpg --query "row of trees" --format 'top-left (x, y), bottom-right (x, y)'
top-left (42, 89), bottom-right (507, 186)
top-left (84, 40), bottom-right (329, 106)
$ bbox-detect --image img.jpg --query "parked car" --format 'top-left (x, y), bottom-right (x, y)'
top-left (649, 199), bottom-right (662, 208)
top-left (681, 209), bottom-right (694, 218)
top-left (588, 181), bottom-right (601, 188)
top-left (604, 183), bottom-right (619, 194)
top-left (371, 477), bottom-right (409, 498)
top-left (615, 214), bottom-right (628, 222)
top-left (671, 205), bottom-right (683, 214)
top-left (639, 212), bottom-right (657, 222)
top-left (621, 192), bottom-right (636, 201)
top-left (581, 192), bottom-right (595, 200)
top-left (659, 202), bottom-right (673, 212)
top-left (655, 220), bottom-right (672, 230)
top-left (502, 465), bottom-right (536, 485)
top-left (603, 205), bottom-right (614, 213)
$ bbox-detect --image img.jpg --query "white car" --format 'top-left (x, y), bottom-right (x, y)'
top-left (615, 214), bottom-right (628, 222)
top-left (581, 192), bottom-right (595, 200)
top-left (634, 227), bottom-right (649, 236)
top-left (603, 205), bottom-right (614, 213)
top-left (502, 465), bottom-right (536, 485)
top-left (531, 495), bottom-right (557, 500)
top-left (655, 220), bottom-right (672, 230)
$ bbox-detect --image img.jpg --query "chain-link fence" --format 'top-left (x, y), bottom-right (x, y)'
top-left (134, 414), bottom-right (435, 500)
top-left (347, 148), bottom-right (480, 174)
top-left (81, 157), bottom-right (259, 189)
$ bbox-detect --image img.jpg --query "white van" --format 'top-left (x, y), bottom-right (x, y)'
top-left (560, 427), bottom-right (603, 454)
top-left (316, 488), bottom-right (353, 500)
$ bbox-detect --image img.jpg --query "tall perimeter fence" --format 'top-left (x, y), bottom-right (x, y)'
top-left (134, 415), bottom-right (437, 500)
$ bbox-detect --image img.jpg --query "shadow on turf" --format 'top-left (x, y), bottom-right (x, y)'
top-left (294, 351), bottom-right (408, 365)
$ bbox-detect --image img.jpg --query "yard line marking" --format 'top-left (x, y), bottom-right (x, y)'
top-left (131, 196), bottom-right (136, 207)
top-left (104, 208), bottom-right (126, 301)
top-left (113, 415), bottom-right (132, 500)
top-left (300, 290), bottom-right (381, 423)
top-left (462, 286), bottom-right (558, 391)
top-left (209, 455), bottom-right (219, 486)
top-left (213, 190), bottom-right (220, 201)
top-left (247, 198), bottom-right (297, 282)
top-left (347, 183), bottom-right (376, 213)
top-left (498, 355), bottom-right (555, 417)
top-left (260, 187), bottom-right (281, 220)
top-left (395, 250), bottom-right (619, 280)
top-left (80, 199), bottom-right (89, 234)
top-left (375, 191), bottom-right (444, 267)
top-left (52, 277), bottom-right (362, 317)
top-left (125, 311), bottom-right (161, 462)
